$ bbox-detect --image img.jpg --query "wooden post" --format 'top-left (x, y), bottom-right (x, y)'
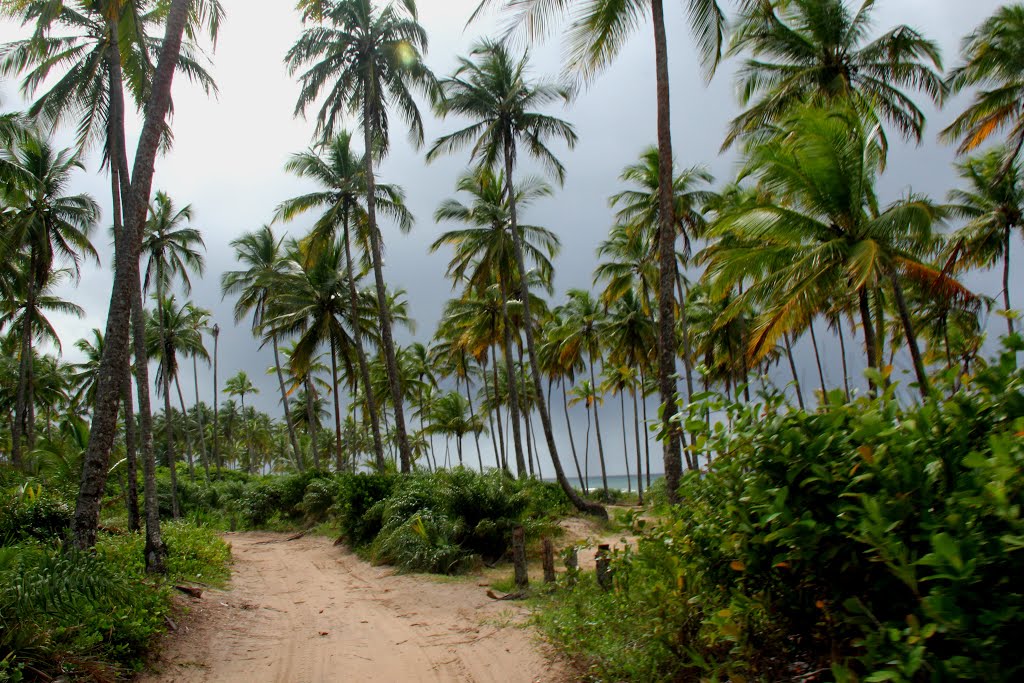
top-left (596, 544), bottom-right (612, 590)
top-left (564, 546), bottom-right (578, 586)
top-left (512, 525), bottom-right (528, 588)
top-left (542, 538), bottom-right (556, 583)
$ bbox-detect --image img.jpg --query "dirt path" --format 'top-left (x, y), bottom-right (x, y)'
top-left (139, 532), bottom-right (567, 683)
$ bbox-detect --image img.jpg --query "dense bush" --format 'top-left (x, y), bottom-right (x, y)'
top-left (334, 472), bottom-right (398, 545)
top-left (0, 489), bottom-right (71, 544)
top-left (367, 469), bottom-right (555, 573)
top-left (538, 343), bottom-right (1024, 682)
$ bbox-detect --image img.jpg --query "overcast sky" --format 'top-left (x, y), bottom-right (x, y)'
top-left (1, 0), bottom-right (1017, 478)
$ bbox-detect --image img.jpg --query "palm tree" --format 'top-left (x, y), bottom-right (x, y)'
top-left (703, 105), bottom-right (970, 398)
top-left (472, 0), bottom-right (745, 506)
top-left (431, 167), bottom-right (558, 478)
top-left (286, 0), bottom-right (436, 474)
top-left (2, 131), bottom-right (98, 469)
top-left (221, 225), bottom-right (304, 470)
top-left (140, 190), bottom-right (204, 515)
top-left (601, 289), bottom-right (655, 500)
top-left (429, 40), bottom-right (605, 517)
top-left (224, 370), bottom-right (258, 473)
top-left (426, 391), bottom-right (485, 468)
top-left (276, 131), bottom-right (414, 471)
top-left (183, 303), bottom-right (212, 478)
top-left (266, 240), bottom-right (360, 471)
top-left (946, 147), bottom-right (1023, 337)
top-left (553, 290), bottom-right (609, 492)
top-left (146, 295), bottom-right (207, 482)
top-left (724, 0), bottom-right (946, 149)
top-left (609, 146), bottom-right (717, 402)
top-left (68, 0), bottom-right (215, 558)
top-left (943, 4), bottom-right (1024, 173)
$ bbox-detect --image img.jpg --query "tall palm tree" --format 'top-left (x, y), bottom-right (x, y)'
top-left (431, 167), bottom-right (558, 478)
top-left (2, 131), bottom-right (98, 468)
top-left (224, 370), bottom-right (258, 473)
top-left (429, 40), bottom-right (605, 517)
top-left (609, 146), bottom-right (717, 402)
top-left (943, 4), bottom-right (1024, 173)
top-left (703, 105), bottom-right (969, 398)
top-left (221, 225), bottom-right (304, 470)
top-left (553, 290), bottom-right (609, 492)
top-left (724, 0), bottom-right (946, 149)
top-left (601, 289), bottom-right (655, 499)
top-left (286, 0), bottom-right (436, 473)
top-left (276, 131), bottom-right (414, 472)
top-left (946, 147), bottom-right (1023, 337)
top-left (140, 190), bottom-right (204, 515)
top-left (267, 240), bottom-right (361, 471)
top-left (146, 295), bottom-right (207, 482)
top-left (472, 0), bottom-right (745, 506)
top-left (183, 302), bottom-right (212, 478)
top-left (426, 391), bottom-right (484, 468)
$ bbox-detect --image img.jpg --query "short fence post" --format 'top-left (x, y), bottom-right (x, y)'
top-left (596, 544), bottom-right (612, 590)
top-left (542, 538), bottom-right (556, 583)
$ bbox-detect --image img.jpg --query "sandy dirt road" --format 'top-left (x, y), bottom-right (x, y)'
top-left (138, 532), bottom-right (568, 683)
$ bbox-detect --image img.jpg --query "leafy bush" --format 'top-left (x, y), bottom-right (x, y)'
top-left (366, 469), bottom-right (546, 573)
top-left (98, 522), bottom-right (231, 587)
top-left (538, 343), bottom-right (1024, 682)
top-left (335, 472), bottom-right (398, 545)
top-left (299, 477), bottom-right (339, 523)
top-left (0, 489), bottom-right (71, 544)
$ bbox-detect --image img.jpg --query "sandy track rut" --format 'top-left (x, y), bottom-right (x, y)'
top-left (138, 532), bottom-right (566, 683)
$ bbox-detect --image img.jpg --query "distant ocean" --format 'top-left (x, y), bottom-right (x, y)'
top-left (544, 473), bottom-right (663, 492)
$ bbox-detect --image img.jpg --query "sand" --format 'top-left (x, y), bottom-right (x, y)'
top-left (137, 532), bottom-right (569, 683)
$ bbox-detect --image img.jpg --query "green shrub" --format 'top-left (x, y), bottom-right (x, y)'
top-left (538, 342), bottom-right (1024, 682)
top-left (0, 489), bottom-right (71, 545)
top-left (98, 522), bottom-right (231, 586)
top-left (300, 477), bottom-right (339, 523)
top-left (335, 472), bottom-right (398, 545)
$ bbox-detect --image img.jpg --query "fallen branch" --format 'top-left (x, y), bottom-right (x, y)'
top-left (174, 585), bottom-right (203, 599)
top-left (486, 589), bottom-right (527, 601)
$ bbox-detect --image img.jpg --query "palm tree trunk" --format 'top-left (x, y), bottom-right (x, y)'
top-left (122, 365), bottom-right (140, 532)
top-left (329, 336), bottom-right (344, 471)
top-left (72, 0), bottom-right (187, 559)
top-left (503, 136), bottom-right (605, 518)
top-left (561, 379), bottom-right (586, 491)
top-left (1004, 228), bottom-right (1015, 337)
top-left (589, 358), bottom-right (609, 493)
top-left (271, 334), bottom-right (304, 471)
top-left (889, 272), bottom-right (932, 398)
top-left (305, 374), bottom-right (320, 469)
top-left (639, 367), bottom-right (651, 488)
top-left (808, 321), bottom-right (827, 401)
top-left (619, 389), bottom-right (631, 493)
top-left (461, 358), bottom-right (484, 472)
top-left (12, 254), bottom-right (36, 470)
top-left (342, 217), bottom-right (385, 471)
top-left (156, 290), bottom-right (180, 517)
top-left (582, 399), bottom-right (591, 492)
top-left (873, 288), bottom-right (886, 373)
top-left (491, 347), bottom-right (508, 472)
top-left (191, 355), bottom-right (210, 480)
top-left (496, 275), bottom-right (527, 478)
top-left (631, 385), bottom-right (644, 505)
top-left (360, 106), bottom-right (412, 473)
top-left (212, 326), bottom-right (221, 473)
top-left (133, 269), bottom-right (165, 570)
top-left (675, 272), bottom-right (695, 400)
top-left (651, 0), bottom-right (682, 506)
top-left (858, 286), bottom-right (879, 393)
top-left (783, 332), bottom-right (805, 410)
top-left (837, 318), bottom-right (852, 400)
top-left (517, 345), bottom-right (536, 478)
top-left (484, 360), bottom-right (500, 470)
top-left (174, 376), bottom-right (195, 480)
top-left (240, 394), bottom-right (255, 473)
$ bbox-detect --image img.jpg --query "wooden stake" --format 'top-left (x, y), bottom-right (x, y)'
top-left (542, 538), bottom-right (556, 583)
top-left (513, 525), bottom-right (529, 588)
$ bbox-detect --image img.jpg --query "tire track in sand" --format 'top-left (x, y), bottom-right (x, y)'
top-left (138, 532), bottom-right (567, 683)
